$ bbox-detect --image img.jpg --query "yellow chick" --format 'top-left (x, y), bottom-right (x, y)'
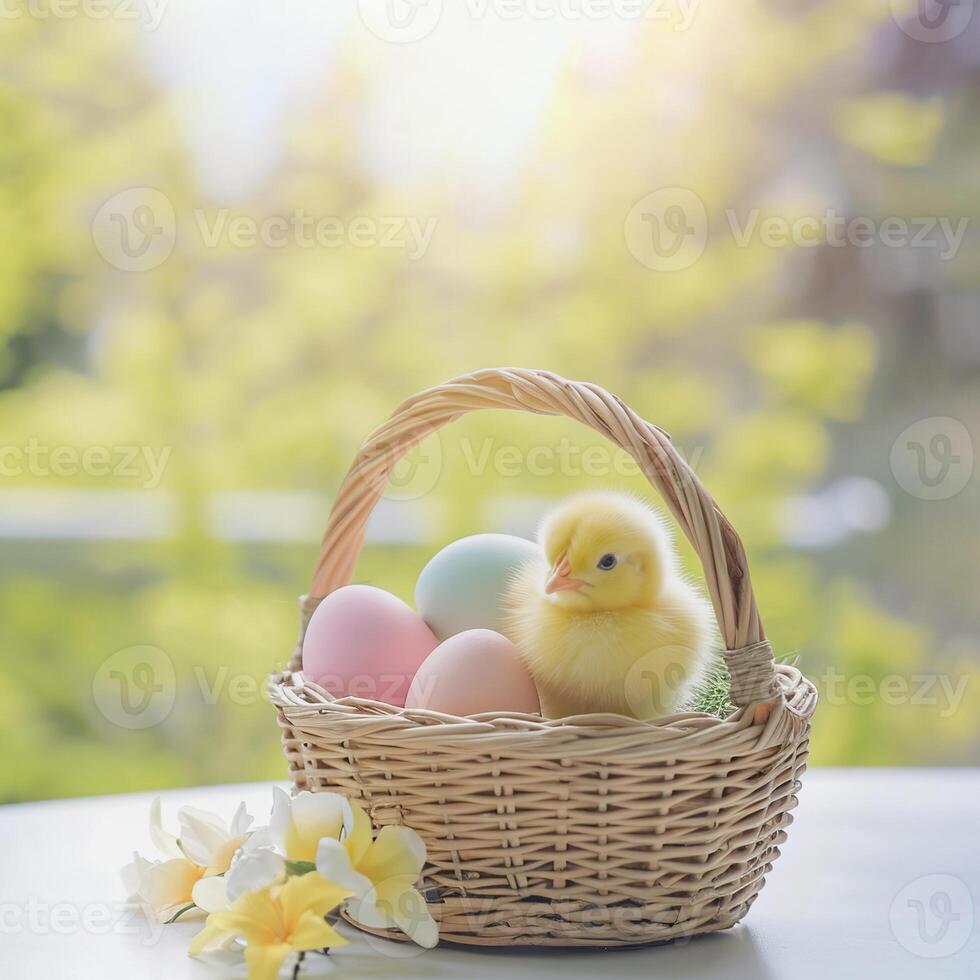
top-left (503, 491), bottom-right (714, 720)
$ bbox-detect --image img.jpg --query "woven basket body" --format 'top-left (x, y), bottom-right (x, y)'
top-left (269, 368), bottom-right (817, 947)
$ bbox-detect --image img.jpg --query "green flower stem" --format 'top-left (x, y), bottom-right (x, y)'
top-left (164, 903), bottom-right (196, 924)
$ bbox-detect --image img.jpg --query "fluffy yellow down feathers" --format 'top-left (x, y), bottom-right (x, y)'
top-left (504, 491), bottom-right (714, 720)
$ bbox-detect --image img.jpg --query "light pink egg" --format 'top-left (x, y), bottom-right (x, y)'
top-left (405, 629), bottom-right (540, 716)
top-left (302, 585), bottom-right (438, 707)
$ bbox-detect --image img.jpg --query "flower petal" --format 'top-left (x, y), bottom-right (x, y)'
top-left (384, 884), bottom-right (438, 948)
top-left (288, 909), bottom-right (348, 951)
top-left (139, 858), bottom-right (204, 915)
top-left (229, 801), bottom-right (254, 837)
top-left (149, 798), bottom-right (182, 859)
top-left (358, 825), bottom-right (426, 883)
top-left (178, 806), bottom-right (231, 867)
top-left (315, 838), bottom-right (374, 900)
top-left (121, 851), bottom-right (152, 900)
top-left (187, 918), bottom-right (235, 956)
top-left (243, 942), bottom-right (292, 980)
top-left (341, 799), bottom-right (373, 866)
top-left (374, 874), bottom-right (423, 904)
top-left (208, 892), bottom-right (282, 945)
top-left (344, 889), bottom-right (392, 932)
top-left (243, 825), bottom-right (273, 852)
top-left (207, 834), bottom-right (248, 876)
top-left (287, 792), bottom-right (345, 862)
top-left (278, 871), bottom-right (350, 930)
top-left (269, 786), bottom-right (292, 853)
top-left (211, 887), bottom-right (284, 946)
top-left (190, 875), bottom-right (228, 915)
top-left (226, 849), bottom-right (285, 904)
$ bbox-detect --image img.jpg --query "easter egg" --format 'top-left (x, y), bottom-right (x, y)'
top-left (415, 533), bottom-right (541, 641)
top-left (302, 585), bottom-right (438, 707)
top-left (405, 629), bottom-right (540, 715)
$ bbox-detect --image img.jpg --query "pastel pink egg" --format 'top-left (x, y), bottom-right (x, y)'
top-left (405, 629), bottom-right (540, 716)
top-left (302, 585), bottom-right (438, 707)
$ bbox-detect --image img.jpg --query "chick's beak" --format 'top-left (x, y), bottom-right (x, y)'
top-left (545, 553), bottom-right (588, 594)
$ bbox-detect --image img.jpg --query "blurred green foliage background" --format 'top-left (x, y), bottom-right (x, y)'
top-left (1, 1), bottom-right (978, 802)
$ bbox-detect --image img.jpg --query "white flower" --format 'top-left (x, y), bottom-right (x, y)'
top-left (177, 801), bottom-right (253, 870)
top-left (121, 798), bottom-right (256, 920)
top-left (122, 850), bottom-right (204, 920)
top-left (191, 845), bottom-right (286, 915)
top-left (269, 787), bottom-right (345, 863)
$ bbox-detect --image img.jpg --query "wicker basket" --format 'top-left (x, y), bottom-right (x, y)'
top-left (269, 367), bottom-right (817, 948)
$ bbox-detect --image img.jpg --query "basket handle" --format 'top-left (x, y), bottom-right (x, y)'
top-left (301, 368), bottom-right (777, 708)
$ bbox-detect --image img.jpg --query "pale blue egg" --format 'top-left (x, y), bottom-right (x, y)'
top-left (415, 533), bottom-right (542, 641)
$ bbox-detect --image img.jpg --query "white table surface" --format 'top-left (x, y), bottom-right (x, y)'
top-left (1, 769), bottom-right (977, 979)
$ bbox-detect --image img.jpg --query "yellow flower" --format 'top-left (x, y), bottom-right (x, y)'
top-left (189, 873), bottom-right (350, 980)
top-left (316, 800), bottom-right (437, 947)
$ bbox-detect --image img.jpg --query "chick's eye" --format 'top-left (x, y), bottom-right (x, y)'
top-left (597, 553), bottom-right (617, 570)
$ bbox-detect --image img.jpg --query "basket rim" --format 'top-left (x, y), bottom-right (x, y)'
top-left (268, 662), bottom-right (816, 755)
